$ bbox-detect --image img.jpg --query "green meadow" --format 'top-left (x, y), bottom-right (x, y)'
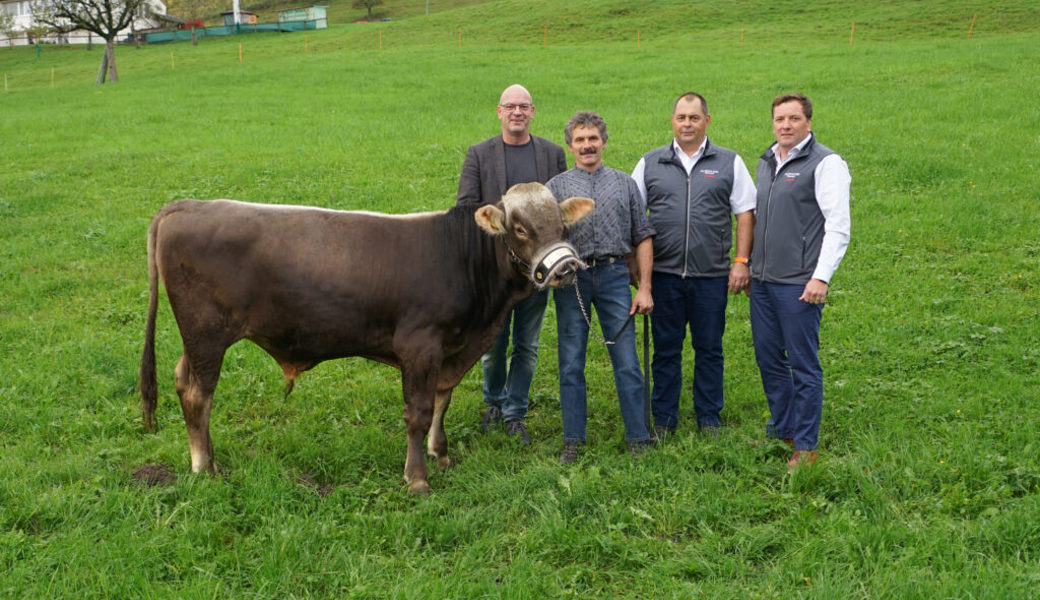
top-left (2, 0), bottom-right (1039, 597)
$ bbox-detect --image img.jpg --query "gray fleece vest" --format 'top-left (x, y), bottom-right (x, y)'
top-left (751, 135), bottom-right (836, 285)
top-left (643, 140), bottom-right (738, 278)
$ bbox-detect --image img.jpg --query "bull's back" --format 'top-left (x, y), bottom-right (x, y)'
top-left (151, 200), bottom-right (465, 360)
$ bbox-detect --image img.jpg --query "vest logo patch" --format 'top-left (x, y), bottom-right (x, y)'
top-left (783, 171), bottom-right (801, 182)
top-left (699, 169), bottom-right (719, 178)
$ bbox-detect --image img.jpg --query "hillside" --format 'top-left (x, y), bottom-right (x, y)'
top-left (170, 0), bottom-right (1040, 45)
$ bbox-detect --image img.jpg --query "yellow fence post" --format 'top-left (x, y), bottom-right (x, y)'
top-left (967, 13), bottom-right (977, 39)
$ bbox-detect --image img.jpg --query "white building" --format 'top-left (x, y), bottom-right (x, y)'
top-left (0, 0), bottom-right (167, 46)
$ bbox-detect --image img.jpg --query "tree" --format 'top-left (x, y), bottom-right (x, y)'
top-left (352, 0), bottom-right (384, 21)
top-left (38, 0), bottom-right (146, 84)
top-left (166, 0), bottom-right (220, 46)
top-left (1, 10), bottom-right (16, 47)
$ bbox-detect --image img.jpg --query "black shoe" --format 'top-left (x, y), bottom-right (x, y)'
top-left (559, 442), bottom-right (580, 464)
top-left (480, 405), bottom-right (503, 432)
top-left (505, 420), bottom-right (531, 445)
top-left (628, 439), bottom-right (657, 457)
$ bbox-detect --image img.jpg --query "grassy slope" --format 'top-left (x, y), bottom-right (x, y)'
top-left (2, 0), bottom-right (1040, 598)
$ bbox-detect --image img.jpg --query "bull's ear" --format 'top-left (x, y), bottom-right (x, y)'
top-left (474, 204), bottom-right (507, 235)
top-left (559, 197), bottom-right (595, 226)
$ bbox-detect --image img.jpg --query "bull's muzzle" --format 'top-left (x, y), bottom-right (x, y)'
top-left (532, 242), bottom-right (585, 289)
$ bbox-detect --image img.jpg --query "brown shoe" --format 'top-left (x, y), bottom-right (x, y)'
top-left (787, 449), bottom-right (818, 470)
top-left (781, 438), bottom-right (794, 446)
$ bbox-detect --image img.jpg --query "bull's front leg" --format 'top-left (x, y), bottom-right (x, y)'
top-left (427, 389), bottom-right (454, 470)
top-left (401, 365), bottom-right (437, 495)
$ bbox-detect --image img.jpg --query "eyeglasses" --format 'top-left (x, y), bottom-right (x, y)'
top-left (499, 103), bottom-right (533, 112)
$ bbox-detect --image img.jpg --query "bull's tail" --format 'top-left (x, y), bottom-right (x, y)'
top-left (139, 212), bottom-right (161, 432)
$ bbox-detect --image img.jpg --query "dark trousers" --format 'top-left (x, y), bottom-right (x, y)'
top-left (650, 273), bottom-right (728, 429)
top-left (749, 281), bottom-right (824, 450)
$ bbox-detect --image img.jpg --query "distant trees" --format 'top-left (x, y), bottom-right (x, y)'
top-left (37, 0), bottom-right (146, 84)
top-left (352, 0), bottom-right (384, 21)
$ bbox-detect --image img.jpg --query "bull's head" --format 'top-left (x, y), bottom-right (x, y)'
top-left (474, 182), bottom-right (594, 289)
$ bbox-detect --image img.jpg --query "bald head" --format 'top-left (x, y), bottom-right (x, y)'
top-left (497, 84), bottom-right (536, 144)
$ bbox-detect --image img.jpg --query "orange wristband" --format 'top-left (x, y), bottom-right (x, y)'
top-left (733, 256), bottom-right (748, 264)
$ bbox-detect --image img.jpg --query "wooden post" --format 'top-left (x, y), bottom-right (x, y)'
top-left (238, 43), bottom-right (243, 63)
top-left (967, 13), bottom-right (977, 39)
top-left (543, 25), bottom-right (547, 47)
top-left (850, 22), bottom-right (855, 45)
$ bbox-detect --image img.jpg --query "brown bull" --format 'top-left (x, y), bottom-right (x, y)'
top-left (139, 183), bottom-right (592, 494)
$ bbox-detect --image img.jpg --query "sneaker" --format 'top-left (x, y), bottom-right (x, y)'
top-left (628, 439), bottom-right (657, 457)
top-left (559, 442), bottom-right (580, 464)
top-left (700, 425), bottom-right (721, 439)
top-left (480, 405), bottom-right (503, 432)
top-left (505, 420), bottom-right (531, 446)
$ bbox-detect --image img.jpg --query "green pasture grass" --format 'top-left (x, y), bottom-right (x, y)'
top-left (2, 0), bottom-right (1040, 597)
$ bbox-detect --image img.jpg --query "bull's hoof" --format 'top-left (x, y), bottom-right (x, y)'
top-left (436, 455), bottom-right (455, 471)
top-left (407, 480), bottom-right (431, 496)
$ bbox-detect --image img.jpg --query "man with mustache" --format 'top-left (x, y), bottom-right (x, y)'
top-left (547, 111), bottom-right (657, 464)
top-left (750, 93), bottom-right (851, 470)
top-left (457, 84), bottom-right (568, 446)
top-left (631, 91), bottom-right (756, 440)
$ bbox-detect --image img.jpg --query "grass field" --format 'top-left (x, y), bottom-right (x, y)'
top-left (2, 0), bottom-right (1040, 597)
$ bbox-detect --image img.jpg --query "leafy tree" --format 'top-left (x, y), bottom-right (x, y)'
top-left (37, 0), bottom-right (147, 84)
top-left (352, 0), bottom-right (384, 21)
top-left (1, 9), bottom-right (16, 46)
top-left (166, 0), bottom-right (220, 46)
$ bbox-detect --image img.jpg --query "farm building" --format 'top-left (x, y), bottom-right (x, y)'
top-left (0, 0), bottom-right (167, 46)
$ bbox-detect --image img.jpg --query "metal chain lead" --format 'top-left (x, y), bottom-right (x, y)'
top-left (572, 282), bottom-right (634, 346)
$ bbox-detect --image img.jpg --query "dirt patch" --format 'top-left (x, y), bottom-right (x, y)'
top-left (132, 463), bottom-right (178, 487)
top-left (295, 472), bottom-right (335, 496)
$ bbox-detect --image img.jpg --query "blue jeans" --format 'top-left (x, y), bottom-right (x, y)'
top-left (650, 273), bottom-right (728, 429)
top-left (749, 281), bottom-right (824, 451)
top-left (553, 261), bottom-right (651, 443)
top-left (481, 289), bottom-right (549, 422)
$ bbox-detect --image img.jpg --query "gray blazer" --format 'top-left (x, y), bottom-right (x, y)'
top-left (456, 134), bottom-right (568, 207)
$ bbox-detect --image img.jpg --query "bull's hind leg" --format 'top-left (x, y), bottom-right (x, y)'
top-left (427, 389), bottom-right (454, 470)
top-left (174, 351), bottom-right (224, 474)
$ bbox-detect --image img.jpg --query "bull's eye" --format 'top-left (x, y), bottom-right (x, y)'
top-left (513, 224), bottom-right (529, 238)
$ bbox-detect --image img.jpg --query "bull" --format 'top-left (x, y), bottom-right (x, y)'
top-left (139, 182), bottom-right (593, 494)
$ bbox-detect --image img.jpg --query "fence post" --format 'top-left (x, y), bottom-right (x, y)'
top-left (967, 13), bottom-right (977, 39)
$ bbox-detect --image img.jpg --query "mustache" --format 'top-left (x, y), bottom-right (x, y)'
top-left (580, 148), bottom-right (598, 155)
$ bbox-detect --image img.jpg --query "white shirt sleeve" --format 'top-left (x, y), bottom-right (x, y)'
top-left (811, 154), bottom-right (851, 283)
top-left (730, 154), bottom-right (757, 215)
top-left (631, 157), bottom-right (648, 209)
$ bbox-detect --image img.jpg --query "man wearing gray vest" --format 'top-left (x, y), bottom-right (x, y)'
top-left (458, 84), bottom-right (568, 445)
top-left (632, 92), bottom-right (756, 439)
top-left (750, 93), bottom-right (851, 469)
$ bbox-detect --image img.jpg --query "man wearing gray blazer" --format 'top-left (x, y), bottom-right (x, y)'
top-left (457, 84), bottom-right (568, 445)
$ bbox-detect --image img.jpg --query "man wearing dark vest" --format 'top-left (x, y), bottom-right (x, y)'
top-left (457, 84), bottom-right (568, 445)
top-left (750, 93), bottom-right (851, 470)
top-left (632, 92), bottom-right (756, 439)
